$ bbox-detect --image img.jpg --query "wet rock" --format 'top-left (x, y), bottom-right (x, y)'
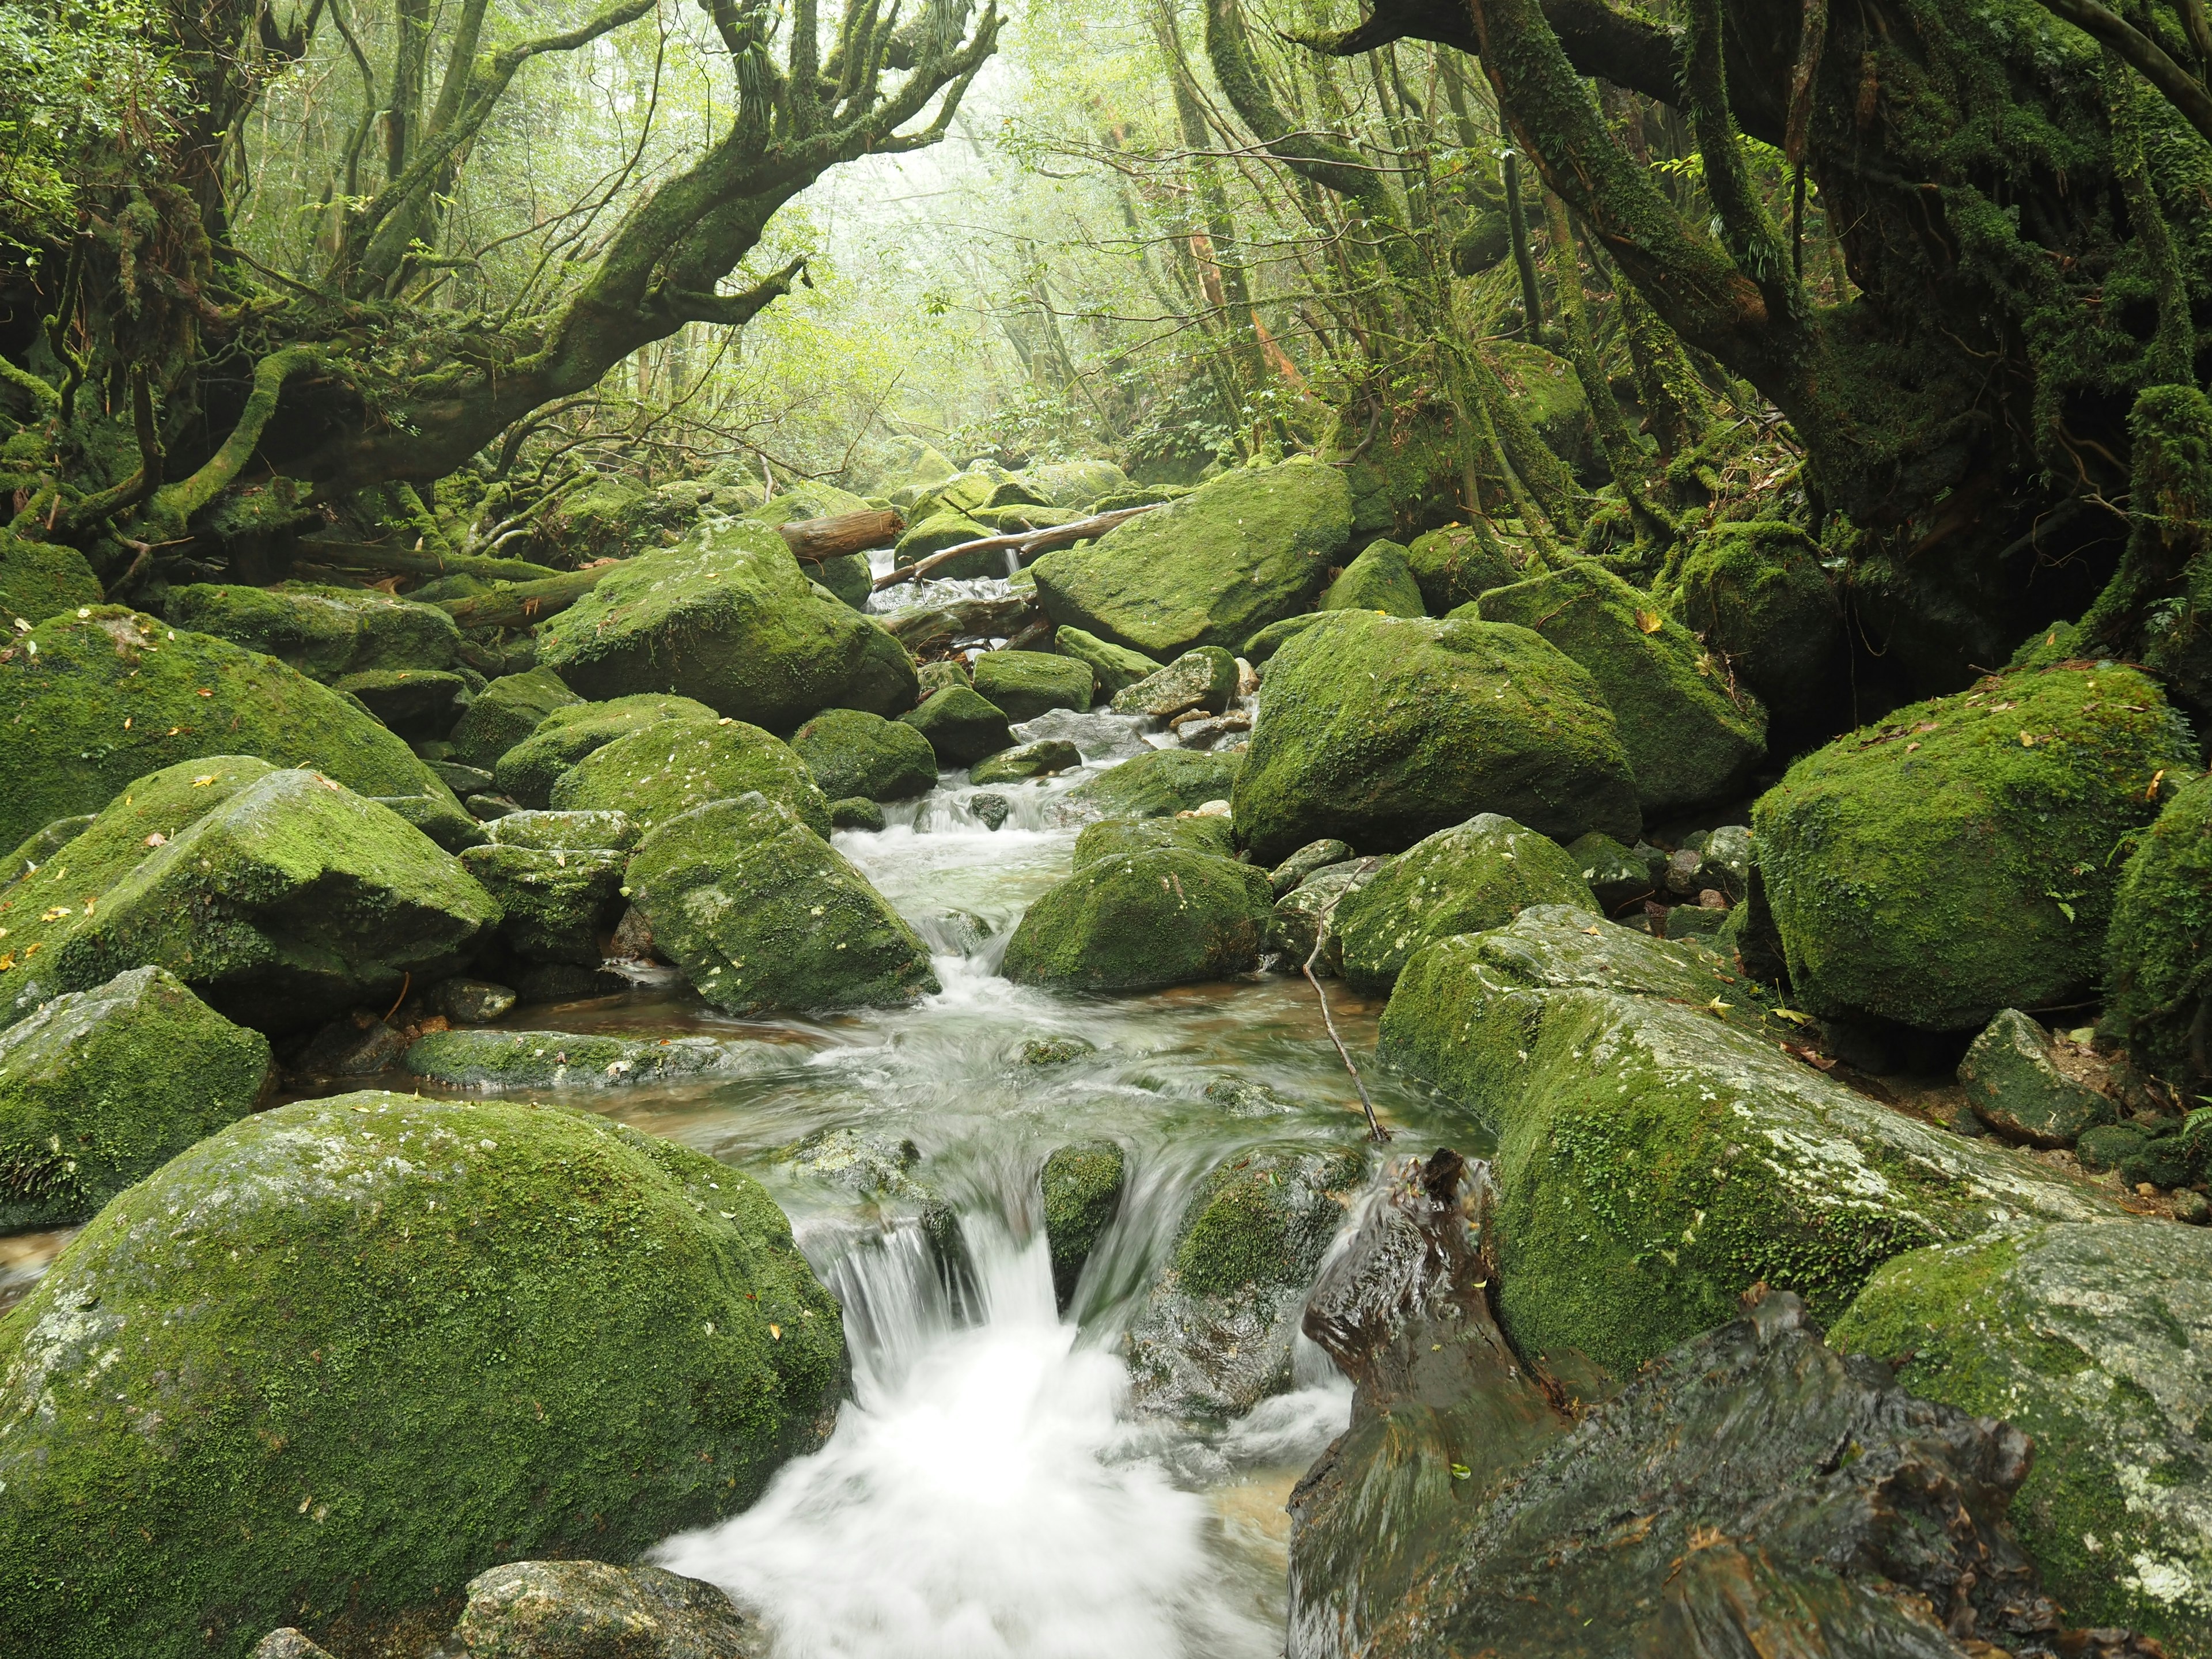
top-left (1833, 1220), bottom-right (2212, 1647)
top-left (445, 668), bottom-right (585, 771)
top-left (1562, 830), bottom-right (1652, 911)
top-left (772, 1127), bottom-right (937, 1209)
top-left (1230, 610), bottom-right (1640, 866)
top-left (970, 739), bottom-right (1081, 786)
top-left (494, 694), bottom-right (722, 808)
top-left (1317, 539), bottom-right (1425, 616)
top-left (0, 966), bottom-right (271, 1231)
top-left (1959, 1009), bottom-right (2116, 1147)
top-left (1126, 1142), bottom-right (1367, 1418)
top-left (900, 684), bottom-right (1013, 766)
top-left (1334, 815), bottom-right (1596, 991)
top-left (514, 963), bottom-right (629, 1003)
top-left (626, 794), bottom-right (937, 1015)
top-left (166, 582), bottom-right (461, 679)
top-left (0, 1092), bottom-right (841, 1659)
top-left (968, 791), bottom-right (1012, 830)
top-left (1032, 459), bottom-right (1350, 657)
top-left (430, 1559), bottom-right (760, 1659)
top-left (1654, 518), bottom-right (1843, 734)
top-left (1267, 858), bottom-right (1385, 969)
top-left (1041, 1139), bottom-right (1126, 1309)
top-left (789, 707), bottom-right (938, 803)
top-left (406, 1028), bottom-right (779, 1090)
top-left (970, 649), bottom-right (1093, 722)
top-left (608, 906), bottom-right (657, 963)
top-left (1171, 711), bottom-right (1251, 752)
top-left (1755, 662), bottom-right (2194, 1032)
top-left (895, 508), bottom-right (997, 579)
top-left (1018, 1034), bottom-right (1097, 1066)
top-left (1109, 647), bottom-right (1238, 718)
top-left (435, 978), bottom-right (517, 1023)
top-left (1202, 1078), bottom-right (1302, 1118)
top-left (1267, 838), bottom-right (1353, 897)
top-left (1071, 813), bottom-right (1235, 868)
top-left (291, 1009), bottom-right (409, 1078)
top-left (251, 1633), bottom-right (336, 1659)
top-left (828, 796), bottom-right (885, 831)
top-left (549, 715), bottom-right (830, 839)
top-left (460, 844), bottom-right (626, 966)
top-left (1060, 748), bottom-right (1241, 820)
top-left (487, 809), bottom-right (639, 852)
top-left (1403, 521), bottom-right (1522, 613)
top-left (1053, 625), bottom-right (1157, 699)
top-left (1002, 847), bottom-right (1274, 991)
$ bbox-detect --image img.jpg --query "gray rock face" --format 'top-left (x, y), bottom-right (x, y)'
top-left (406, 1029), bottom-right (782, 1090)
top-left (1267, 838), bottom-right (1353, 897)
top-left (1267, 858), bottom-right (1384, 969)
top-left (251, 1633), bottom-right (336, 1659)
top-left (1109, 647), bottom-right (1239, 719)
top-left (1959, 1009), bottom-right (2116, 1147)
top-left (430, 1559), bottom-right (761, 1658)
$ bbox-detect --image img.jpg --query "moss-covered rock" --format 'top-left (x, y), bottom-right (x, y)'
top-left (742, 480), bottom-right (872, 529)
top-left (789, 707), bottom-right (938, 802)
top-left (1830, 1222), bottom-right (2210, 1650)
top-left (1241, 612), bottom-right (1328, 666)
top-left (332, 666), bottom-right (468, 731)
top-left (805, 551), bottom-right (873, 611)
top-left (533, 474), bottom-right (690, 565)
top-left (493, 694), bottom-right (718, 809)
top-left (898, 685), bottom-right (1012, 766)
top-left (1267, 857), bottom-right (1384, 967)
top-left (0, 530), bottom-right (101, 629)
top-left (0, 1090), bottom-right (842, 1659)
top-left (458, 844), bottom-right (624, 966)
top-left (1957, 1009), bottom-right (2115, 1146)
top-left (915, 657), bottom-right (969, 696)
top-left (3, 813), bottom-right (92, 885)
top-left (1071, 814), bottom-right (1236, 868)
top-left (1563, 830), bottom-right (1657, 911)
top-left (1002, 848), bottom-right (1272, 991)
top-left (404, 1028), bottom-right (778, 1090)
top-left (828, 796), bottom-right (884, 831)
top-left (166, 584), bottom-right (462, 680)
top-left (0, 966), bottom-right (271, 1230)
top-left (0, 607), bottom-right (457, 851)
top-left (1041, 1139), bottom-right (1126, 1309)
top-left (1334, 815), bottom-right (1596, 990)
top-left (626, 795), bottom-right (936, 1014)
top-left (1024, 459), bottom-right (1130, 507)
top-left (1031, 460), bottom-right (1350, 657)
top-left (1755, 664), bottom-right (2196, 1032)
top-left (2104, 771), bottom-right (2212, 1090)
top-left (969, 649), bottom-right (1093, 721)
top-left (892, 510), bottom-right (999, 580)
top-left (970, 739), bottom-right (1081, 786)
top-left (1109, 647), bottom-right (1237, 718)
top-left (1319, 539), bottom-right (1425, 616)
top-left (1654, 520), bottom-right (1842, 732)
top-left (484, 809), bottom-right (637, 851)
top-left (536, 521), bottom-right (916, 732)
top-left (1266, 838), bottom-right (1352, 897)
top-left (548, 716), bottom-right (830, 839)
top-left (1060, 748), bottom-right (1241, 820)
top-left (1054, 625), bottom-right (1157, 697)
top-left (1476, 562), bottom-right (1767, 815)
top-left (1230, 610), bottom-right (1639, 866)
top-left (445, 668), bottom-right (583, 771)
top-left (1404, 522), bottom-right (1523, 614)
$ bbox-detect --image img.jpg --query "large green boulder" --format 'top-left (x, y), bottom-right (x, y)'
top-left (1031, 460), bottom-right (1350, 657)
top-left (2103, 771), bottom-right (2212, 1090)
top-left (0, 1091), bottom-right (842, 1659)
top-left (1654, 520), bottom-right (1842, 732)
top-left (971, 649), bottom-right (1093, 722)
top-left (532, 474), bottom-right (690, 564)
top-left (1476, 561), bottom-right (1767, 815)
top-left (166, 584), bottom-right (462, 679)
top-left (0, 607), bottom-right (458, 852)
top-left (1334, 815), bottom-right (1596, 990)
top-left (626, 795), bottom-right (937, 1014)
top-left (1230, 609), bottom-right (1639, 866)
top-left (5, 761), bottom-right (499, 1032)
top-left (1831, 1222), bottom-right (2210, 1652)
top-left (970, 738), bottom-right (1081, 786)
top-left (1002, 848), bottom-right (1272, 990)
top-left (0, 530), bottom-right (101, 630)
top-left (0, 966), bottom-right (270, 1231)
top-left (536, 521), bottom-right (916, 732)
top-left (1071, 814), bottom-right (1236, 868)
top-left (1060, 748), bottom-right (1241, 819)
top-left (1319, 539), bottom-right (1425, 616)
top-left (899, 685), bottom-right (1012, 766)
top-left (1054, 624), bottom-right (1158, 696)
top-left (1755, 663), bottom-right (2196, 1032)
top-left (444, 668), bottom-right (582, 771)
top-left (1377, 908), bottom-right (2124, 1383)
top-left (790, 707), bottom-right (938, 802)
top-left (1041, 1139), bottom-right (1126, 1309)
top-left (1109, 647), bottom-right (1237, 718)
top-left (548, 715), bottom-right (830, 839)
top-left (1404, 521), bottom-right (1522, 614)
top-left (1024, 459), bottom-right (1130, 507)
top-left (492, 693), bottom-right (718, 808)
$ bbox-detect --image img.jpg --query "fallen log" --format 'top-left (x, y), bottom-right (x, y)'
top-left (782, 507), bottom-right (903, 565)
top-left (871, 503), bottom-right (1159, 591)
top-left (878, 594), bottom-right (1036, 654)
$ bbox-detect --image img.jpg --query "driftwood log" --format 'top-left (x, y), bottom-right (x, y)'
top-left (871, 503), bottom-right (1159, 590)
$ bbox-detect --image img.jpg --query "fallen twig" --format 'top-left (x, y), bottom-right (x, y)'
top-left (871, 503), bottom-right (1161, 591)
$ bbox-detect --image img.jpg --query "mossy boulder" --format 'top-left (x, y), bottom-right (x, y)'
top-left (1267, 837), bottom-right (1353, 897)
top-left (1002, 848), bottom-right (1272, 991)
top-left (1376, 908), bottom-right (2125, 1382)
top-left (1024, 459), bottom-right (1130, 507)
top-left (1054, 624), bottom-right (1157, 697)
top-left (1334, 815), bottom-right (1596, 990)
top-left (1654, 520), bottom-right (1842, 732)
top-left (166, 584), bottom-right (462, 679)
top-left (0, 1091), bottom-right (842, 1659)
top-left (970, 739), bottom-right (1081, 786)
top-left (1404, 522), bottom-right (1523, 614)
top-left (1060, 748), bottom-right (1241, 820)
top-left (914, 657), bottom-right (969, 696)
top-left (625, 794), bottom-right (937, 1014)
top-left (548, 715), bottom-right (830, 839)
top-left (1230, 609), bottom-right (1639, 866)
top-left (459, 844), bottom-right (624, 966)
top-left (1071, 814), bottom-right (1236, 868)
top-left (1830, 1222), bottom-right (2211, 1651)
top-left (808, 552), bottom-right (873, 610)
top-left (332, 666), bottom-right (468, 731)
top-left (969, 649), bottom-right (1093, 721)
top-left (828, 796), bottom-right (884, 831)
top-left (1031, 460), bottom-right (1350, 657)
top-left (0, 530), bottom-right (101, 629)
top-left (1476, 561), bottom-right (1767, 815)
top-left (789, 707), bottom-right (938, 802)
top-left (1041, 1139), bottom-right (1126, 1309)
top-left (536, 521), bottom-right (916, 732)
top-left (0, 607), bottom-right (457, 852)
top-left (404, 1028), bottom-right (777, 1090)
top-left (1109, 647), bottom-right (1237, 718)
top-left (444, 668), bottom-right (583, 771)
top-left (484, 808), bottom-right (638, 851)
top-left (3, 813), bottom-right (92, 885)
top-left (532, 474), bottom-right (690, 564)
top-left (492, 694), bottom-right (718, 808)
top-left (1241, 612), bottom-right (1328, 665)
top-left (899, 685), bottom-right (1012, 766)
top-left (1319, 539), bottom-right (1425, 616)
top-left (1754, 664), bottom-right (2196, 1032)
top-left (2103, 771), bottom-right (2212, 1090)
top-left (1957, 1008), bottom-right (2115, 1147)
top-left (741, 479), bottom-right (872, 528)
top-left (893, 510), bottom-right (998, 579)
top-left (0, 966), bottom-right (271, 1231)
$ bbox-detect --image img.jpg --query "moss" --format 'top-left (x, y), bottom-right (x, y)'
top-left (970, 650), bottom-right (1093, 722)
top-left (1002, 847), bottom-right (1274, 991)
top-left (743, 480), bottom-right (872, 528)
top-left (2, 813), bottom-right (93, 884)
top-left (898, 685), bottom-right (1012, 766)
top-left (533, 475), bottom-right (690, 565)
top-left (486, 810), bottom-right (637, 851)
top-left (1061, 748), bottom-right (1241, 819)
top-left (1475, 561), bottom-right (1767, 815)
top-left (1054, 626), bottom-right (1157, 697)
top-left (1404, 522), bottom-right (1526, 615)
top-left (333, 667), bottom-right (468, 730)
top-left (1041, 1139), bottom-right (1126, 1306)
top-left (1653, 521), bottom-right (1841, 732)
top-left (626, 795), bottom-right (937, 1014)
top-left (493, 694), bottom-right (719, 809)
top-left (970, 739), bottom-right (1081, 786)
top-left (459, 844), bottom-right (624, 967)
top-left (1241, 613), bottom-right (1328, 665)
top-left (1109, 647), bottom-right (1238, 718)
top-left (0, 531), bottom-right (101, 630)
top-left (0, 607), bottom-right (458, 852)
top-left (1230, 609), bottom-right (1640, 866)
top-left (166, 584), bottom-right (463, 680)
top-left (0, 966), bottom-right (270, 1230)
top-left (1031, 460), bottom-right (1351, 657)
top-left (445, 669), bottom-right (584, 771)
top-left (1024, 460), bottom-right (1129, 508)
top-left (1072, 815), bottom-right (1236, 868)
top-left (1171, 1143), bottom-right (1368, 1297)
top-left (404, 1028), bottom-right (772, 1090)
top-left (548, 716), bottom-right (829, 839)
top-left (829, 796), bottom-right (884, 831)
top-left (893, 510), bottom-right (999, 579)
top-left (2104, 772), bottom-right (2212, 1088)
top-left (0, 1091), bottom-right (842, 1659)
top-left (810, 553), bottom-right (873, 610)
top-left (789, 709), bottom-right (938, 802)
top-left (1753, 664), bottom-right (2196, 1031)
top-left (1319, 539), bottom-right (1426, 616)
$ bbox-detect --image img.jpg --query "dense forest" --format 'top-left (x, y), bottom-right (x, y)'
top-left (2, 0), bottom-right (2211, 1654)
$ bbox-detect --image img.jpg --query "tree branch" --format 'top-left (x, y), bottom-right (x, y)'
top-left (2034, 0), bottom-right (2212, 150)
top-left (147, 347), bottom-right (329, 533)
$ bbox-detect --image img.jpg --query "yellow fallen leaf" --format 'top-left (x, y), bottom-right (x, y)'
top-left (192, 775), bottom-right (215, 787)
top-left (1635, 608), bottom-right (1664, 634)
top-left (2020, 732), bottom-right (2034, 747)
top-left (39, 907), bottom-right (71, 922)
top-left (768, 1324), bottom-right (782, 1340)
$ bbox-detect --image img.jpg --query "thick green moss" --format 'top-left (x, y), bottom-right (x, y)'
top-left (1061, 749), bottom-right (1242, 819)
top-left (625, 795), bottom-right (937, 1014)
top-left (1024, 460), bottom-right (1129, 507)
top-left (0, 966), bottom-right (270, 1230)
top-left (970, 740), bottom-right (1081, 786)
top-left (1002, 848), bottom-right (1272, 991)
top-left (458, 844), bottom-right (624, 966)
top-left (1041, 1139), bottom-right (1126, 1306)
top-left (1230, 610), bottom-right (1639, 866)
top-left (1173, 1143), bottom-right (1368, 1297)
top-left (1241, 612), bottom-right (1328, 665)
top-left (536, 520), bottom-right (915, 731)
top-left (1109, 647), bottom-right (1237, 718)
top-left (0, 607), bottom-right (457, 851)
top-left (1653, 521), bottom-right (1841, 731)
top-left (1404, 522), bottom-right (1524, 615)
top-left (1319, 539), bottom-right (1425, 616)
top-left (789, 708), bottom-right (938, 802)
top-left (971, 650), bottom-right (1093, 721)
top-left (405, 1028), bottom-right (777, 1090)
top-left (533, 475), bottom-right (690, 564)
top-left (0, 532), bottom-right (101, 630)
top-left (899, 685), bottom-right (1012, 766)
top-left (1031, 460), bottom-right (1350, 656)
top-left (332, 666), bottom-right (468, 730)
top-left (493, 694), bottom-right (718, 808)
top-left (1831, 1224), bottom-right (2212, 1652)
top-left (166, 584), bottom-right (462, 680)
top-left (1754, 664), bottom-right (2197, 1031)
top-left (548, 716), bottom-right (830, 839)
top-left (1476, 561), bottom-right (1767, 815)
top-left (445, 669), bottom-right (583, 771)
top-left (743, 480), bottom-right (872, 528)
top-left (2105, 771), bottom-right (2212, 1088)
top-left (484, 809), bottom-right (637, 852)
top-left (1054, 626), bottom-right (1157, 696)
top-left (1071, 814), bottom-right (1236, 868)
top-left (809, 552), bottom-right (873, 610)
top-left (0, 1091), bottom-right (843, 1659)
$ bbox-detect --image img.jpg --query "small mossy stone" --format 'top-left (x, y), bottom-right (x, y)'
top-left (0, 529), bottom-right (101, 630)
top-left (1110, 647), bottom-right (1238, 718)
top-left (1319, 539), bottom-right (1425, 616)
top-left (1653, 520), bottom-right (1841, 732)
top-left (0, 966), bottom-right (271, 1230)
top-left (1002, 848), bottom-right (1274, 991)
top-left (1061, 748), bottom-right (1243, 820)
top-left (1072, 815), bottom-right (1236, 869)
top-left (404, 1027), bottom-right (776, 1090)
top-left (460, 843), bottom-right (626, 966)
top-left (742, 480), bottom-right (873, 528)
top-left (363, 791), bottom-right (487, 853)
top-left (1268, 838), bottom-right (1353, 897)
top-left (970, 649), bottom-right (1093, 722)
top-left (1230, 609), bottom-right (1641, 866)
top-left (0, 1092), bottom-right (842, 1659)
top-left (971, 740), bottom-right (1082, 786)
top-left (970, 792), bottom-right (1012, 830)
top-left (1267, 857), bottom-right (1386, 968)
top-left (1564, 830), bottom-right (1654, 911)
top-left (491, 694), bottom-right (719, 809)
top-left (1020, 1035), bottom-right (1097, 1066)
top-left (830, 796), bottom-right (885, 831)
top-left (1404, 522), bottom-right (1522, 613)
top-left (915, 658), bottom-right (971, 697)
top-left (3, 813), bottom-right (93, 885)
top-left (1054, 626), bottom-right (1157, 699)
top-left (900, 684), bottom-right (1013, 766)
top-left (2073, 1122), bottom-right (2146, 1173)
top-left (808, 551), bottom-right (873, 610)
top-left (429, 760), bottom-right (495, 796)
top-left (790, 707), bottom-right (938, 802)
top-left (1041, 1139), bottom-right (1126, 1308)
top-left (533, 474), bottom-right (692, 563)
top-left (548, 716), bottom-right (830, 839)
top-left (1024, 459), bottom-right (1131, 507)
top-left (2105, 771), bottom-right (2212, 1093)
top-left (626, 794), bottom-right (938, 1014)
top-left (486, 809), bottom-right (637, 851)
top-left (1957, 1009), bottom-right (2115, 1147)
top-left (445, 668), bottom-right (583, 771)
top-left (2119, 1132), bottom-right (2194, 1190)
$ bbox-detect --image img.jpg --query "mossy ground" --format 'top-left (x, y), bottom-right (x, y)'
top-left (1002, 847), bottom-right (1274, 991)
top-left (548, 716), bottom-right (830, 839)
